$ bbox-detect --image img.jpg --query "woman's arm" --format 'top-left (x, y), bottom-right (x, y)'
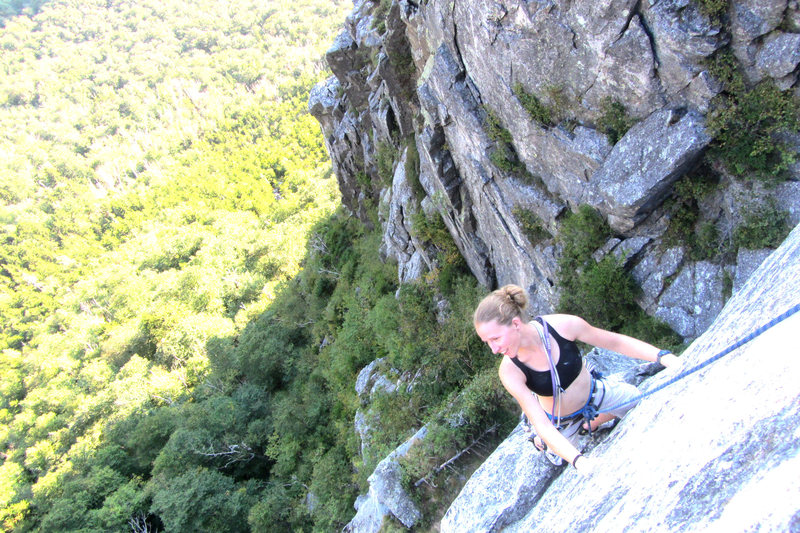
top-left (544, 314), bottom-right (678, 367)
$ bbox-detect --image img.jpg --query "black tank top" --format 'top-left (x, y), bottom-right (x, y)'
top-left (510, 318), bottom-right (582, 396)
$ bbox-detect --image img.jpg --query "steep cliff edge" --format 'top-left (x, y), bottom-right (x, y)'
top-left (309, 0), bottom-right (800, 529)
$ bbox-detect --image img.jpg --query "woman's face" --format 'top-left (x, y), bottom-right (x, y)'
top-left (475, 318), bottom-right (520, 358)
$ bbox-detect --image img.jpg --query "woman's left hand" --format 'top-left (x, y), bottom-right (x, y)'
top-left (659, 353), bottom-right (679, 368)
top-left (573, 455), bottom-right (597, 476)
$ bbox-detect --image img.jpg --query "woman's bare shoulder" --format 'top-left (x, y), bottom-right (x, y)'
top-left (538, 314), bottom-right (588, 338)
top-left (498, 357), bottom-right (524, 384)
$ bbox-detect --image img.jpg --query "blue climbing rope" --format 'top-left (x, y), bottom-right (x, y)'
top-left (592, 302), bottom-right (800, 416)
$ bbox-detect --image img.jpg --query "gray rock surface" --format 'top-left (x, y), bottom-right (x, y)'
top-left (355, 358), bottom-right (398, 401)
top-left (440, 346), bottom-right (666, 533)
top-left (354, 359), bottom-right (400, 462)
top-left (438, 424), bottom-right (560, 532)
top-left (442, 223), bottom-right (800, 532)
top-left (641, 0), bottom-right (726, 104)
top-left (344, 426), bottom-right (427, 532)
top-left (632, 246), bottom-right (685, 312)
top-left (311, 0), bottom-right (797, 341)
top-left (777, 180), bottom-right (800, 224)
top-left (730, 0), bottom-right (791, 82)
top-left (590, 109), bottom-right (712, 232)
top-left (655, 260), bottom-right (725, 339)
top-left (732, 248), bottom-right (771, 293)
top-left (380, 148), bottom-right (434, 283)
top-left (755, 31), bottom-right (800, 80)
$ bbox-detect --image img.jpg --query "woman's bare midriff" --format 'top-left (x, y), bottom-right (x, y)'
top-left (536, 365), bottom-right (592, 416)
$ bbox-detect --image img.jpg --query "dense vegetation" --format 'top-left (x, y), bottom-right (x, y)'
top-left (0, 0), bottom-right (369, 530)
top-left (556, 206), bottom-right (682, 349)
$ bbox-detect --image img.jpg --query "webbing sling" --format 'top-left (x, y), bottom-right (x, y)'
top-left (535, 317), bottom-right (563, 426)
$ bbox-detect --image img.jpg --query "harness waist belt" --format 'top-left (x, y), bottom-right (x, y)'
top-left (546, 372), bottom-right (604, 425)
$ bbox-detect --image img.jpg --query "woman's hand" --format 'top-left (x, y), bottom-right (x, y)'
top-left (572, 454), bottom-right (597, 475)
top-left (659, 352), bottom-right (679, 368)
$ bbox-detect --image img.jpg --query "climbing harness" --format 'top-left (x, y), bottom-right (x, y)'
top-left (593, 302), bottom-right (800, 416)
top-left (548, 368), bottom-right (605, 436)
top-left (532, 317), bottom-right (607, 442)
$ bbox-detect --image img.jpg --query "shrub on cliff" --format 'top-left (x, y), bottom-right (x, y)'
top-left (557, 206), bottom-right (680, 347)
top-left (706, 50), bottom-right (799, 179)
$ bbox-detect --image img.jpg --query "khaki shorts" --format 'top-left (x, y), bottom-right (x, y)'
top-left (524, 376), bottom-right (641, 448)
top-left (555, 376), bottom-right (640, 446)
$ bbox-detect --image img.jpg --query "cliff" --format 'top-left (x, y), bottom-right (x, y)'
top-left (310, 0), bottom-right (800, 337)
top-left (309, 0), bottom-right (800, 530)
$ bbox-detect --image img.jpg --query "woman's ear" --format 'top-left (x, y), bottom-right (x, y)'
top-left (511, 316), bottom-right (522, 329)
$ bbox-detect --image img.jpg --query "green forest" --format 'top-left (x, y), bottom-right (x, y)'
top-left (0, 1), bottom-right (519, 531)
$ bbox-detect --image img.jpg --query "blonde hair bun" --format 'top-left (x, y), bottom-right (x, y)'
top-left (501, 284), bottom-right (528, 310)
top-left (473, 284), bottom-right (529, 325)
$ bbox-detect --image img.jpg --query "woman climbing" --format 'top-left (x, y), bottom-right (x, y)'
top-left (473, 284), bottom-right (678, 474)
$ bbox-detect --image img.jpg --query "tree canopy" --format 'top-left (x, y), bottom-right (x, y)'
top-left (0, 0), bottom-right (354, 530)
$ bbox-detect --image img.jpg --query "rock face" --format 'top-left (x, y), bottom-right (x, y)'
top-left (440, 223), bottom-right (800, 532)
top-left (309, 0), bottom-right (800, 530)
top-left (345, 426), bottom-right (427, 531)
top-left (589, 108), bottom-right (712, 233)
top-left (349, 359), bottom-right (426, 530)
top-left (309, 0), bottom-right (800, 339)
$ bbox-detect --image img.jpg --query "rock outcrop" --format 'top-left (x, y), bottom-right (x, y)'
top-left (310, 0), bottom-right (800, 338)
top-left (345, 426), bottom-right (427, 531)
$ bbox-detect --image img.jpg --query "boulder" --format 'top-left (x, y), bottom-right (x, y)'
top-left (730, 0), bottom-right (789, 81)
top-left (640, 0), bottom-right (727, 102)
top-left (590, 108), bottom-right (712, 233)
top-left (755, 31), bottom-right (800, 81)
top-left (344, 426), bottom-right (428, 532)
